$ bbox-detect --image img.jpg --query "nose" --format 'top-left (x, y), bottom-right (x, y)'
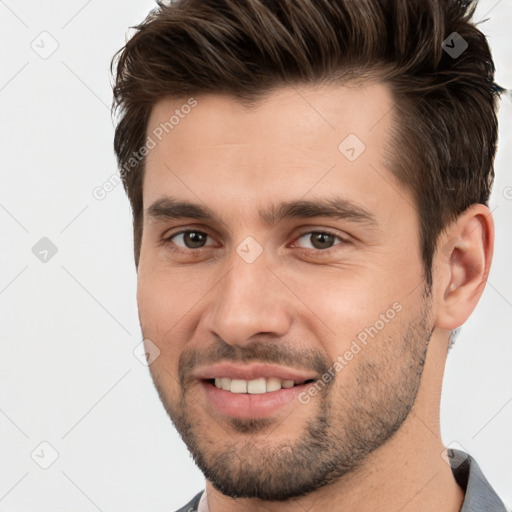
top-left (201, 247), bottom-right (292, 347)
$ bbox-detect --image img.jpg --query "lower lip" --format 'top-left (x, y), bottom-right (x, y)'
top-left (200, 380), bottom-right (311, 419)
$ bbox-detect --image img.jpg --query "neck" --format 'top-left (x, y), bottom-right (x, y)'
top-left (205, 332), bottom-right (464, 512)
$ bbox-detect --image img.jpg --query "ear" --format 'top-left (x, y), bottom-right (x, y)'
top-left (433, 204), bottom-right (494, 330)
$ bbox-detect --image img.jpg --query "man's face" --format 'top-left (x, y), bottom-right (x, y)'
top-left (137, 84), bottom-right (434, 500)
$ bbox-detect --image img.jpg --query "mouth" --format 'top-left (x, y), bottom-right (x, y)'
top-left (200, 378), bottom-right (317, 420)
top-left (194, 363), bottom-right (320, 419)
top-left (205, 377), bottom-right (316, 394)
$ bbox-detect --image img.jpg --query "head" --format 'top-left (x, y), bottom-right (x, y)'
top-left (112, 0), bottom-right (502, 501)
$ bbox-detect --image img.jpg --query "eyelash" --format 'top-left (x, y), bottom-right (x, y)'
top-left (294, 229), bottom-right (350, 253)
top-left (163, 228), bottom-right (350, 255)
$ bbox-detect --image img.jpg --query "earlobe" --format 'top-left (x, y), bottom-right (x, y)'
top-left (434, 205), bottom-right (494, 330)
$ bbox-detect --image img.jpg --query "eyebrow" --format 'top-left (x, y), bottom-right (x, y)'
top-left (146, 196), bottom-right (378, 228)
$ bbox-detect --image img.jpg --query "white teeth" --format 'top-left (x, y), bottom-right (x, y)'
top-left (213, 377), bottom-right (305, 393)
top-left (247, 377), bottom-right (266, 394)
top-left (266, 377), bottom-right (282, 392)
top-left (230, 379), bottom-right (247, 393)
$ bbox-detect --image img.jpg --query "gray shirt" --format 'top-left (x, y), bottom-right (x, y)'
top-left (174, 450), bottom-right (507, 511)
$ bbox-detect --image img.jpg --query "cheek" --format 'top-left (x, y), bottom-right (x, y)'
top-left (136, 263), bottom-right (214, 364)
top-left (138, 259), bottom-right (189, 323)
top-left (137, 267), bottom-right (188, 353)
top-left (137, 274), bottom-right (185, 398)
top-left (288, 268), bottom-right (409, 355)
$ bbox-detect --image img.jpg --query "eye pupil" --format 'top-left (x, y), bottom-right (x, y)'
top-left (311, 232), bottom-right (335, 249)
top-left (185, 231), bottom-right (206, 248)
top-left (178, 231), bottom-right (338, 250)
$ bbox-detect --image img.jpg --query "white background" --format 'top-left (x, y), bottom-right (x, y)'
top-left (0, 1), bottom-right (510, 510)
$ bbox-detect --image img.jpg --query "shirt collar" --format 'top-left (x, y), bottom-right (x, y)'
top-left (448, 449), bottom-right (507, 512)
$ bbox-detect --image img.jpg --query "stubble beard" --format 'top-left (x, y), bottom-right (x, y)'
top-left (148, 298), bottom-right (433, 501)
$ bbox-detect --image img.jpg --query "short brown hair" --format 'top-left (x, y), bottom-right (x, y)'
top-left (111, 0), bottom-right (504, 284)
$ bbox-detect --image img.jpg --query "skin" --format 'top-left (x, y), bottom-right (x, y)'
top-left (137, 83), bottom-right (494, 511)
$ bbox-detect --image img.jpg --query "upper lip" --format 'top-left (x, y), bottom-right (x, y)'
top-left (194, 362), bottom-right (318, 382)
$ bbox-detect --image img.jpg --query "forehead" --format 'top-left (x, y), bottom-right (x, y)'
top-left (143, 83), bottom-right (407, 222)
top-left (145, 82), bottom-right (394, 155)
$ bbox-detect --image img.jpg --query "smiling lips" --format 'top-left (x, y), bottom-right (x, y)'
top-left (215, 377), bottom-right (314, 395)
top-left (213, 376), bottom-right (313, 394)
top-left (195, 362), bottom-right (317, 389)
top-left (194, 362), bottom-right (318, 418)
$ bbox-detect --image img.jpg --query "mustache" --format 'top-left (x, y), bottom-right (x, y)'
top-left (179, 337), bottom-right (333, 388)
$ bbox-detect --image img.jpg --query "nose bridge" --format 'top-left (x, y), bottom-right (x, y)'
top-left (204, 245), bottom-right (291, 345)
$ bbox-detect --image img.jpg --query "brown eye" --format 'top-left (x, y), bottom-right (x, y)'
top-left (169, 230), bottom-right (211, 249)
top-left (296, 231), bottom-right (342, 250)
